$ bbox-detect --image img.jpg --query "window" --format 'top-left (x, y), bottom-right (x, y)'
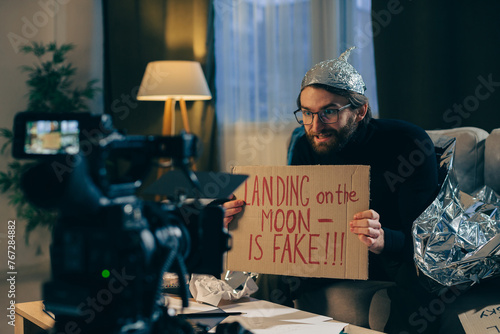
top-left (214, 0), bottom-right (312, 124)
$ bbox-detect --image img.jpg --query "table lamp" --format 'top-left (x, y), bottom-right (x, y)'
top-left (137, 61), bottom-right (211, 185)
top-left (137, 61), bottom-right (212, 136)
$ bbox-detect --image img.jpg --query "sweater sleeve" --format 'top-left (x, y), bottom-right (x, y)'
top-left (287, 126), bottom-right (307, 165)
top-left (382, 133), bottom-right (438, 259)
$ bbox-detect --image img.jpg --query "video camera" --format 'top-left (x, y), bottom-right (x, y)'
top-left (13, 111), bottom-right (241, 333)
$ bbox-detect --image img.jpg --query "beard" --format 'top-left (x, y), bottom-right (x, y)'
top-left (306, 116), bottom-right (358, 155)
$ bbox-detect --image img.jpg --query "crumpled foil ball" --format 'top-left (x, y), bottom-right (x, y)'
top-left (189, 272), bottom-right (258, 306)
top-left (413, 136), bottom-right (500, 292)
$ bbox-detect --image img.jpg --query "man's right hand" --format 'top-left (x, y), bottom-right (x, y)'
top-left (222, 194), bottom-right (245, 227)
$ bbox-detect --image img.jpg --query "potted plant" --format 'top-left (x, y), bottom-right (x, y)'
top-left (0, 42), bottom-right (99, 242)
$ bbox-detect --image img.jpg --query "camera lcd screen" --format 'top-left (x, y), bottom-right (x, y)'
top-left (24, 120), bottom-right (80, 155)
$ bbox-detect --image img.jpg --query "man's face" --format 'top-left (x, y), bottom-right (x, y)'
top-left (300, 86), bottom-right (359, 155)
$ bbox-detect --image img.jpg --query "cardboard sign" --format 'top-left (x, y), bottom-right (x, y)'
top-left (459, 303), bottom-right (500, 334)
top-left (227, 165), bottom-right (370, 280)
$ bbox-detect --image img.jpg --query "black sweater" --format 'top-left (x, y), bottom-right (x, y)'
top-left (288, 118), bottom-right (438, 280)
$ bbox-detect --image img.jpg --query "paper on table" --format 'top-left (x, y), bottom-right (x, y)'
top-left (165, 297), bottom-right (229, 332)
top-left (165, 296), bottom-right (219, 314)
top-left (243, 323), bottom-right (348, 334)
top-left (165, 298), bottom-right (347, 334)
top-left (189, 273), bottom-right (259, 306)
top-left (218, 300), bottom-right (347, 334)
top-left (459, 302), bottom-right (500, 334)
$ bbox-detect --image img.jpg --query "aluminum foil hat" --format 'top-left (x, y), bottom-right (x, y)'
top-left (413, 136), bottom-right (500, 292)
top-left (301, 46), bottom-right (366, 94)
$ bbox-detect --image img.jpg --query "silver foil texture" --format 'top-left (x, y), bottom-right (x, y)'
top-left (413, 137), bottom-right (500, 291)
top-left (301, 46), bottom-right (367, 94)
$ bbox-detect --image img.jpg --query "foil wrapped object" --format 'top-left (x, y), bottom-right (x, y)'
top-left (413, 137), bottom-right (500, 291)
top-left (301, 46), bottom-right (366, 94)
top-left (189, 272), bottom-right (258, 306)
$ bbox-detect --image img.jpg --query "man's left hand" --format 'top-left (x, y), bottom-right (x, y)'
top-left (350, 209), bottom-right (384, 254)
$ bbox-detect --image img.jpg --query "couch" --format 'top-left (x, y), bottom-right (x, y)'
top-left (427, 126), bottom-right (500, 195)
top-left (292, 126), bottom-right (500, 332)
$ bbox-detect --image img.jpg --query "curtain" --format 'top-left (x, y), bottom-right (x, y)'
top-left (214, 0), bottom-right (312, 171)
top-left (103, 0), bottom-right (218, 174)
top-left (310, 0), bottom-right (379, 117)
top-left (372, 0), bottom-right (500, 132)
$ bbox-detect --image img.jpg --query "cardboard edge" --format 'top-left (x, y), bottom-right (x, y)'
top-left (345, 165), bottom-right (370, 280)
top-left (227, 165), bottom-right (371, 280)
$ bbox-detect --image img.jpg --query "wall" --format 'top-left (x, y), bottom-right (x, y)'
top-left (0, 1), bottom-right (102, 331)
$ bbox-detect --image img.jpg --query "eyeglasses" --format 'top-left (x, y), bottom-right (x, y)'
top-left (293, 104), bottom-right (351, 125)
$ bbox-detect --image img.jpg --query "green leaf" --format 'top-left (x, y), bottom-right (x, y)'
top-left (0, 128), bottom-right (13, 138)
top-left (0, 171), bottom-right (13, 192)
top-left (0, 128), bottom-right (13, 154)
top-left (60, 64), bottom-right (76, 77)
top-left (32, 42), bottom-right (46, 57)
top-left (59, 43), bottom-right (75, 54)
top-left (19, 44), bottom-right (34, 54)
top-left (8, 161), bottom-right (23, 171)
top-left (42, 61), bottom-right (54, 73)
top-left (0, 140), bottom-right (11, 155)
top-left (19, 65), bottom-right (34, 73)
top-left (47, 42), bottom-right (57, 52)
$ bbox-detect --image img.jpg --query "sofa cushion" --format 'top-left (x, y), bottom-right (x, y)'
top-left (369, 288), bottom-right (391, 332)
top-left (426, 127), bottom-right (489, 194)
top-left (485, 128), bottom-right (500, 194)
top-left (294, 280), bottom-right (395, 328)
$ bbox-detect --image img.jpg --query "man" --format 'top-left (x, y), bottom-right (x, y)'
top-left (223, 47), bottom-right (440, 333)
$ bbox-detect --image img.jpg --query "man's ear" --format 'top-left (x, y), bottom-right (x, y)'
top-left (355, 104), bottom-right (368, 122)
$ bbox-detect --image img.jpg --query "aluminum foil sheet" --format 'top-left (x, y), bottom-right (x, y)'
top-left (301, 46), bottom-right (367, 94)
top-left (413, 137), bottom-right (500, 291)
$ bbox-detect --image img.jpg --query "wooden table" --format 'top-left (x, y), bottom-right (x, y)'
top-left (15, 301), bottom-right (54, 334)
top-left (14, 300), bottom-right (382, 334)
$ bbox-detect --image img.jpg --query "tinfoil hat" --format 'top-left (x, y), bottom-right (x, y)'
top-left (301, 46), bottom-right (366, 95)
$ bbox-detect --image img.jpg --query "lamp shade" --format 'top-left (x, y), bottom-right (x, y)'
top-left (136, 61), bottom-right (212, 101)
